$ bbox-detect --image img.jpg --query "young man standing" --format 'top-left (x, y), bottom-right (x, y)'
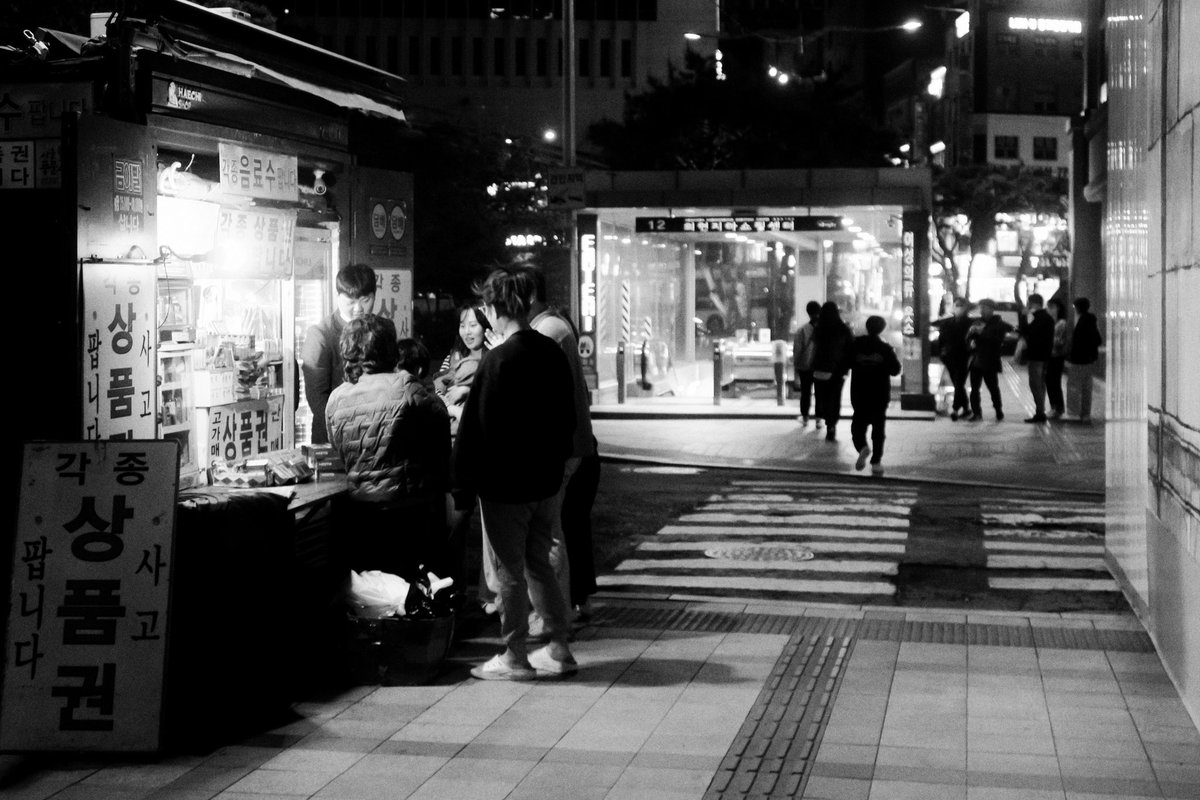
top-left (301, 264), bottom-right (376, 444)
top-left (1068, 297), bottom-right (1103, 423)
top-left (453, 267), bottom-right (578, 680)
top-left (937, 298), bottom-right (973, 420)
top-left (966, 299), bottom-right (1013, 421)
top-left (792, 300), bottom-right (822, 426)
top-left (1019, 293), bottom-right (1055, 423)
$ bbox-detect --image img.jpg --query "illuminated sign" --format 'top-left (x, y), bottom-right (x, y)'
top-left (1008, 17), bottom-right (1082, 34)
top-left (635, 216), bottom-right (843, 233)
top-left (955, 11), bottom-right (970, 38)
top-left (580, 233), bottom-right (597, 332)
top-left (505, 233), bottom-right (545, 247)
top-left (901, 230), bottom-right (916, 338)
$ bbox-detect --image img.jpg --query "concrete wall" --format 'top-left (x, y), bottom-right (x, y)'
top-left (1105, 0), bottom-right (1200, 724)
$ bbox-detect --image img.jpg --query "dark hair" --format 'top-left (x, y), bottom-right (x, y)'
top-left (1047, 298), bottom-right (1066, 318)
top-left (979, 298), bottom-right (997, 309)
top-left (1073, 297), bottom-right (1091, 313)
top-left (1027, 293), bottom-right (1045, 308)
top-left (339, 314), bottom-right (397, 383)
top-left (450, 303), bottom-right (492, 359)
top-left (477, 266), bottom-right (536, 321)
top-left (336, 263), bottom-right (377, 298)
top-left (529, 265), bottom-right (549, 303)
top-left (397, 337), bottom-right (431, 377)
top-left (814, 301), bottom-right (847, 342)
top-left (805, 300), bottom-right (822, 318)
top-left (866, 315), bottom-right (887, 336)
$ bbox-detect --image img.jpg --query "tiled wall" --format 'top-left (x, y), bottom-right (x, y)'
top-left (1105, 0), bottom-right (1200, 722)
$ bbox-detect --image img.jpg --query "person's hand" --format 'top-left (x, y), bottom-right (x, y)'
top-left (445, 385), bottom-right (470, 405)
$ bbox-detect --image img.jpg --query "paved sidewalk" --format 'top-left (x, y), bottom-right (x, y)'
top-left (593, 362), bottom-right (1104, 495)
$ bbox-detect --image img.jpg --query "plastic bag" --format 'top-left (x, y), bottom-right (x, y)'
top-left (349, 570), bottom-right (411, 618)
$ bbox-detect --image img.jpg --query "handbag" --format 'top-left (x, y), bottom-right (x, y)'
top-left (1012, 336), bottom-right (1029, 366)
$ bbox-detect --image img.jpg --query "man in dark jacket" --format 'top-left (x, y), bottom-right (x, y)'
top-left (1019, 293), bottom-right (1056, 423)
top-left (1068, 297), bottom-right (1103, 423)
top-left (966, 299), bottom-right (1013, 421)
top-left (850, 316), bottom-right (903, 476)
top-left (453, 266), bottom-right (577, 681)
top-left (937, 298), bottom-right (973, 420)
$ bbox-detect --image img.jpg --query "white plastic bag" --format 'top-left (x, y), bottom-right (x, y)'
top-left (349, 570), bottom-right (411, 618)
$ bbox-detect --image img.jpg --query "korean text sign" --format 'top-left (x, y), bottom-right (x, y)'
top-left (1, 441), bottom-right (178, 751)
top-left (81, 262), bottom-right (156, 441)
top-left (217, 142), bottom-right (298, 202)
top-left (205, 396), bottom-right (283, 466)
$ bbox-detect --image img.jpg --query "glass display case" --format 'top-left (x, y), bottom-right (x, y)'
top-left (156, 343), bottom-right (203, 487)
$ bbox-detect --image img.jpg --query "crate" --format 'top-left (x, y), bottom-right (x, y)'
top-left (344, 612), bottom-right (456, 686)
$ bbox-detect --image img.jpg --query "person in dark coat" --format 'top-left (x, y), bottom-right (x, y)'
top-left (810, 302), bottom-right (855, 441)
top-left (1019, 293), bottom-right (1055, 423)
top-left (937, 297), bottom-right (973, 420)
top-left (792, 300), bottom-right (822, 426)
top-left (966, 298), bottom-right (1013, 421)
top-left (1046, 298), bottom-right (1069, 419)
top-left (850, 316), bottom-right (902, 476)
top-left (1068, 297), bottom-right (1102, 423)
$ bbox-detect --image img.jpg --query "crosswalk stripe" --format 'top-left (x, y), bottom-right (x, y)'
top-left (597, 574), bottom-right (896, 595)
top-left (679, 513), bottom-right (907, 528)
top-left (988, 577), bottom-right (1119, 592)
top-left (984, 528), bottom-right (1099, 540)
top-left (701, 502), bottom-right (912, 515)
top-left (984, 541), bottom-right (1104, 554)
top-left (616, 558), bottom-right (898, 575)
top-left (638, 541), bottom-right (906, 555)
top-left (658, 524), bottom-right (908, 541)
top-left (982, 513), bottom-right (1104, 525)
top-left (986, 555), bottom-right (1109, 570)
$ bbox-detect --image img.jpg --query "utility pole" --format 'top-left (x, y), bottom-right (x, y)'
top-left (563, 0), bottom-right (576, 167)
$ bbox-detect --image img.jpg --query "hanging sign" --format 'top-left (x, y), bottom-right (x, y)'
top-left (0, 81), bottom-right (90, 189)
top-left (373, 269), bottom-right (412, 338)
top-left (112, 157), bottom-right (146, 235)
top-left (1, 440), bottom-right (178, 752)
top-left (217, 143), bottom-right (298, 202)
top-left (214, 207), bottom-right (295, 278)
top-left (82, 262), bottom-right (157, 441)
top-left (576, 214), bottom-right (599, 388)
top-left (635, 216), bottom-right (844, 233)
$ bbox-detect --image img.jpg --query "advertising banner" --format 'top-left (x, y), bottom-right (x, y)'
top-left (214, 207), bottom-right (296, 279)
top-left (203, 396), bottom-right (284, 467)
top-left (81, 262), bottom-right (157, 441)
top-left (576, 214), bottom-right (599, 389)
top-left (217, 142), bottom-right (299, 202)
top-left (1, 440), bottom-right (178, 752)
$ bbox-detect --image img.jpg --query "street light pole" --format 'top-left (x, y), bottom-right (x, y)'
top-left (563, 0), bottom-right (576, 167)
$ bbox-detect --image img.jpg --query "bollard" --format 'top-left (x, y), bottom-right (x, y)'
top-left (772, 340), bottom-right (788, 407)
top-left (639, 339), bottom-right (652, 391)
top-left (712, 341), bottom-right (722, 406)
top-left (616, 340), bottom-right (626, 404)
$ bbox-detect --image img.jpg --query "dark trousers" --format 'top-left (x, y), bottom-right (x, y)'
top-left (1045, 357), bottom-right (1065, 413)
top-left (562, 447), bottom-right (600, 606)
top-left (969, 367), bottom-right (1002, 416)
top-left (796, 370), bottom-right (815, 418)
top-left (946, 359), bottom-right (969, 414)
top-left (814, 376), bottom-right (845, 428)
top-left (851, 410), bottom-right (886, 463)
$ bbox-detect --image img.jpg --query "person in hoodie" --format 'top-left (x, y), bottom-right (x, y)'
top-left (850, 316), bottom-right (902, 477)
top-left (326, 314), bottom-right (450, 579)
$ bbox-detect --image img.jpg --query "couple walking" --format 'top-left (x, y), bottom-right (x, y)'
top-left (793, 301), bottom-right (901, 475)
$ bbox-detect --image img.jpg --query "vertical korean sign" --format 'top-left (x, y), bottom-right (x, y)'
top-left (373, 269), bottom-right (412, 338)
top-left (576, 214), bottom-right (599, 389)
top-left (81, 262), bottom-right (156, 440)
top-left (1, 440), bottom-right (178, 752)
top-left (900, 210), bottom-right (930, 398)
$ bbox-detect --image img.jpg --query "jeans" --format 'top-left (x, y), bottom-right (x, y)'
top-left (1045, 357), bottom-right (1065, 414)
top-left (479, 493), bottom-right (572, 661)
top-left (969, 368), bottom-right (1002, 416)
top-left (851, 410), bottom-right (887, 463)
top-left (1027, 360), bottom-right (1047, 416)
top-left (796, 370), bottom-right (815, 418)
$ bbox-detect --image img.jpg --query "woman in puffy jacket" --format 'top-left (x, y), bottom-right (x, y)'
top-left (326, 314), bottom-right (451, 578)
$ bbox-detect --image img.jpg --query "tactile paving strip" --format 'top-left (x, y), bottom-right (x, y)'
top-left (703, 634), bottom-right (852, 799)
top-left (588, 604), bottom-right (1154, 652)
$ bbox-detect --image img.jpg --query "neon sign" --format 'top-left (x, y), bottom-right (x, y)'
top-left (580, 233), bottom-right (596, 333)
top-left (1008, 17), bottom-right (1082, 34)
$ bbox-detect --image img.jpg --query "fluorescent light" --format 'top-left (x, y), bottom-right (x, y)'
top-left (929, 140), bottom-right (946, 154)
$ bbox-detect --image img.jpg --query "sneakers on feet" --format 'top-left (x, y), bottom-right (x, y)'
top-left (870, 463), bottom-right (885, 476)
top-left (1048, 409), bottom-right (1064, 420)
top-left (995, 410), bottom-right (1004, 421)
top-left (815, 419), bottom-right (824, 429)
top-left (529, 646), bottom-right (578, 678)
top-left (855, 446), bottom-right (871, 471)
top-left (1024, 414), bottom-right (1048, 423)
top-left (471, 654), bottom-right (536, 681)
top-left (967, 413), bottom-right (982, 422)
top-left (950, 411), bottom-right (959, 421)
top-left (797, 415), bottom-right (809, 425)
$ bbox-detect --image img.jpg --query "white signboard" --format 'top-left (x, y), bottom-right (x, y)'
top-left (1, 440), bottom-right (178, 752)
top-left (81, 262), bottom-right (157, 441)
top-left (214, 207), bottom-right (296, 278)
top-left (217, 142), bottom-right (298, 202)
top-left (373, 269), bottom-right (412, 338)
top-left (202, 396), bottom-right (284, 467)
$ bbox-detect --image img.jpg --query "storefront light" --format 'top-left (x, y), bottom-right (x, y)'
top-left (842, 217), bottom-right (854, 226)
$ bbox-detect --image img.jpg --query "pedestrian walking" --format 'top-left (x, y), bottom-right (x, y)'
top-left (1045, 298), bottom-right (1068, 419)
top-left (850, 316), bottom-right (902, 476)
top-left (453, 266), bottom-right (577, 681)
top-left (1067, 297), bottom-right (1102, 423)
top-left (325, 315), bottom-right (451, 579)
top-left (301, 263), bottom-right (376, 444)
top-left (811, 302), bottom-right (854, 441)
top-left (966, 298), bottom-right (1013, 421)
top-left (937, 297), bottom-right (973, 420)
top-left (792, 300), bottom-right (821, 426)
top-left (1019, 293), bottom-right (1055, 423)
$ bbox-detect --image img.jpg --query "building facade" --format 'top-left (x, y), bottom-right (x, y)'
top-left (1100, 0), bottom-right (1200, 721)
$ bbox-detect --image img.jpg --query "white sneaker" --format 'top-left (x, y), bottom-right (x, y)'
top-left (529, 646), bottom-right (578, 678)
top-left (855, 446), bottom-right (871, 471)
top-left (470, 654), bottom-right (535, 681)
top-left (870, 463), bottom-right (885, 476)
